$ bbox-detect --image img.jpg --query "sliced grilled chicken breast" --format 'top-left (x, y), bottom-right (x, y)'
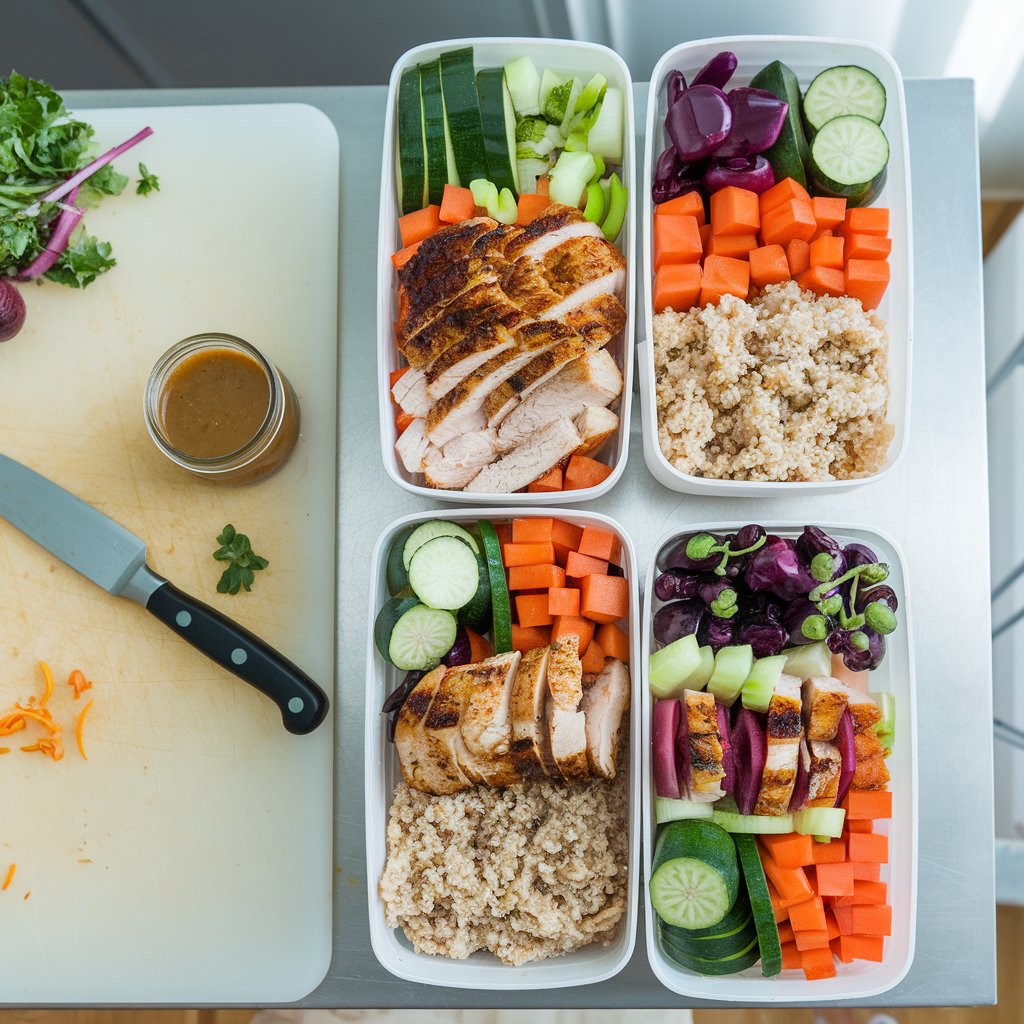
top-left (502, 204), bottom-right (602, 262)
top-left (461, 650), bottom-right (521, 757)
top-left (392, 366), bottom-right (432, 419)
top-left (805, 739), bottom-right (842, 808)
top-left (397, 261), bottom-right (497, 343)
top-left (561, 293), bottom-right (628, 348)
top-left (546, 634), bottom-right (583, 712)
top-left (802, 676), bottom-right (850, 741)
top-left (548, 702), bottom-right (589, 781)
top-left (851, 730), bottom-right (891, 790)
top-left (398, 217), bottom-right (497, 289)
top-left (422, 429), bottom-right (504, 490)
top-left (465, 417), bottom-right (582, 493)
top-left (508, 645), bottom-right (553, 778)
top-left (580, 657), bottom-right (630, 779)
top-left (841, 685), bottom-right (884, 734)
top-left (483, 386), bottom-right (521, 428)
top-left (543, 234), bottom-right (627, 295)
top-left (573, 405), bottom-right (620, 459)
top-left (395, 417), bottom-right (429, 474)
top-left (424, 322), bottom-right (520, 400)
top-left (393, 665), bottom-right (452, 793)
top-left (683, 689), bottom-right (726, 801)
top-left (754, 674), bottom-right (803, 816)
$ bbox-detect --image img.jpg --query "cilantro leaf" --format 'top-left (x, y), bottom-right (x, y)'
top-left (136, 162), bottom-right (160, 196)
top-left (78, 164), bottom-right (129, 207)
top-left (42, 227), bottom-right (116, 288)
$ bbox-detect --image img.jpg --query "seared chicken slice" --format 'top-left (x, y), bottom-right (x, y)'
top-left (508, 645), bottom-right (553, 778)
top-left (392, 365), bottom-right (431, 419)
top-left (805, 739), bottom-right (842, 808)
top-left (425, 321), bottom-right (520, 400)
top-left (547, 634), bottom-right (583, 712)
top-left (851, 730), bottom-right (891, 790)
top-left (502, 203), bottom-right (602, 262)
top-left (397, 260), bottom-right (497, 343)
top-left (802, 676), bottom-right (850, 741)
top-left (841, 685), bottom-right (884, 734)
top-left (501, 255), bottom-right (562, 317)
top-left (548, 701), bottom-right (589, 781)
top-left (490, 335), bottom-right (589, 406)
top-left (393, 666), bottom-right (457, 793)
top-left (561, 293), bottom-right (628, 348)
top-left (683, 689), bottom-right (726, 801)
top-left (465, 417), bottom-right (582, 493)
top-left (398, 217), bottom-right (498, 290)
top-left (543, 234), bottom-right (627, 296)
top-left (395, 417), bottom-right (429, 474)
top-left (483, 386), bottom-right (521, 428)
top-left (753, 675), bottom-right (803, 816)
top-left (573, 405), bottom-right (619, 459)
top-left (422, 429), bottom-right (504, 490)
top-left (580, 657), bottom-right (630, 779)
top-left (461, 650), bottom-right (521, 757)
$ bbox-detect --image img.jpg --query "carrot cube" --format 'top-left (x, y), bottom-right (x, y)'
top-left (578, 526), bottom-right (621, 564)
top-left (503, 542), bottom-right (555, 567)
top-left (842, 207), bottom-right (889, 236)
top-left (465, 628), bottom-right (494, 662)
top-left (760, 833), bottom-right (814, 869)
top-left (581, 638), bottom-right (606, 673)
top-left (814, 862), bottom-right (855, 897)
top-left (851, 903), bottom-right (892, 936)
top-left (845, 232), bottom-right (892, 261)
top-left (800, 946), bottom-right (837, 981)
top-left (710, 186), bottom-right (761, 235)
top-left (788, 895), bottom-right (826, 932)
top-left (394, 410), bottom-right (414, 433)
top-left (699, 222), bottom-right (712, 251)
top-left (846, 819), bottom-right (876, 833)
top-left (781, 942), bottom-right (802, 970)
top-left (655, 191), bottom-right (706, 224)
top-left (810, 234), bottom-right (844, 269)
top-left (834, 934), bottom-right (885, 963)
top-left (844, 789), bottom-right (892, 820)
top-left (847, 831), bottom-right (889, 864)
top-left (653, 213), bottom-right (702, 268)
top-left (654, 262), bottom-right (702, 313)
top-left (516, 192), bottom-right (551, 225)
top-left (596, 622), bottom-right (629, 663)
top-left (760, 198), bottom-right (817, 246)
top-left (831, 903), bottom-right (855, 935)
top-left (850, 860), bottom-right (881, 881)
top-left (439, 184), bottom-right (476, 224)
top-left (699, 254), bottom-right (750, 307)
top-left (785, 238), bottom-right (810, 276)
top-left (513, 517), bottom-right (554, 543)
top-left (565, 550), bottom-right (610, 579)
top-left (776, 920), bottom-right (795, 944)
top-left (563, 455), bottom-right (614, 491)
top-left (767, 879), bottom-right (790, 921)
top-left (824, 909), bottom-right (841, 941)
top-left (508, 563), bottom-right (565, 591)
top-left (832, 879), bottom-right (888, 906)
top-left (748, 244), bottom-right (790, 288)
top-left (797, 265), bottom-right (846, 298)
top-left (391, 240), bottom-right (422, 269)
top-left (707, 233), bottom-right (759, 259)
top-left (759, 176), bottom-right (811, 216)
top-left (579, 574), bottom-right (630, 624)
top-left (760, 849), bottom-right (814, 903)
top-left (494, 522), bottom-right (511, 558)
top-left (811, 838), bottom-right (847, 864)
top-left (551, 615), bottom-right (595, 653)
top-left (548, 587), bottom-right (580, 617)
top-left (794, 928), bottom-right (830, 951)
top-left (528, 465), bottom-right (563, 492)
top-left (551, 519), bottom-right (584, 564)
top-left (398, 204), bottom-right (443, 247)
top-left (779, 888), bottom-right (816, 909)
top-left (516, 593), bottom-right (553, 628)
top-left (812, 195), bottom-right (847, 229)
top-left (511, 624), bottom-right (551, 652)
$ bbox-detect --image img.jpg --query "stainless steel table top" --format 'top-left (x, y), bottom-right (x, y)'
top-left (69, 79), bottom-right (994, 1008)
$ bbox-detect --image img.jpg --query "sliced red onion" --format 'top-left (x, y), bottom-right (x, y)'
top-left (691, 51), bottom-right (738, 91)
top-left (715, 87), bottom-right (789, 159)
top-left (653, 699), bottom-right (682, 798)
top-left (834, 709), bottom-right (856, 805)
top-left (788, 736), bottom-right (811, 811)
top-left (42, 126), bottom-right (153, 206)
top-left (652, 146), bottom-right (707, 205)
top-left (666, 84), bottom-right (732, 163)
top-left (0, 279), bottom-right (27, 342)
top-left (704, 155), bottom-right (775, 196)
top-left (15, 187), bottom-right (84, 281)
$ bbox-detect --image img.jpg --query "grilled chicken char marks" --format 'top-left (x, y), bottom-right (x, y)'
top-left (508, 645), bottom-right (553, 778)
top-left (805, 739), bottom-right (842, 807)
top-left (542, 234), bottom-right (627, 297)
top-left (802, 676), bottom-right (850, 741)
top-left (424, 319), bottom-right (521, 398)
top-left (753, 675), bottom-right (803, 816)
top-left (461, 651), bottom-right (522, 757)
top-left (683, 690), bottom-right (725, 799)
top-left (501, 205), bottom-right (603, 261)
top-left (398, 217), bottom-right (498, 292)
top-left (397, 262), bottom-right (496, 343)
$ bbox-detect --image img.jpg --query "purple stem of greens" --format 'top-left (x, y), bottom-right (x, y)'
top-left (41, 126), bottom-right (154, 206)
top-left (14, 188), bottom-right (83, 280)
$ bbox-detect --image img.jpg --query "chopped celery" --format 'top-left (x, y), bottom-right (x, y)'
top-left (792, 807), bottom-right (846, 839)
top-left (583, 182), bottom-right (606, 224)
top-left (587, 86), bottom-right (624, 161)
top-left (599, 171), bottom-right (627, 242)
top-left (504, 56), bottom-right (540, 116)
top-left (468, 178), bottom-right (516, 223)
top-left (589, 154), bottom-right (606, 183)
top-left (548, 150), bottom-right (597, 207)
top-left (575, 72), bottom-right (607, 114)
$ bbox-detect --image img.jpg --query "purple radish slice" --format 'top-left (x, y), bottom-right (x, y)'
top-left (717, 701), bottom-right (734, 794)
top-left (690, 51), bottom-right (738, 90)
top-left (789, 736), bottom-right (811, 811)
top-left (715, 87), bottom-right (788, 159)
top-left (0, 279), bottom-right (27, 342)
top-left (666, 84), bottom-right (732, 162)
top-left (731, 707), bottom-right (767, 816)
top-left (834, 708), bottom-right (856, 805)
top-left (704, 155), bottom-right (776, 196)
top-left (675, 696), bottom-right (690, 793)
top-left (666, 69), bottom-right (687, 104)
top-left (653, 699), bottom-right (682, 798)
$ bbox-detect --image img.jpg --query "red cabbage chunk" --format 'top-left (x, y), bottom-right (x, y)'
top-left (715, 87), bottom-right (788, 159)
top-left (665, 84), bottom-right (731, 162)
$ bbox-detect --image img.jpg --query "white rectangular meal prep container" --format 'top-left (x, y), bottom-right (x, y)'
top-left (365, 507), bottom-right (642, 989)
top-left (377, 38), bottom-right (636, 505)
top-left (639, 37), bottom-right (913, 497)
top-left (641, 522), bottom-right (917, 1000)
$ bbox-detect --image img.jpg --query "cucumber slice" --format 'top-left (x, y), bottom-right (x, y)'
top-left (477, 520), bottom-right (513, 653)
top-left (575, 72), bottom-right (607, 115)
top-left (781, 641), bottom-right (832, 681)
top-left (397, 67), bottom-right (427, 215)
top-left (549, 149), bottom-right (597, 207)
top-left (871, 690), bottom-right (896, 751)
top-left (660, 927), bottom-right (761, 975)
top-left (649, 633), bottom-right (700, 699)
top-left (408, 535), bottom-right (481, 611)
top-left (809, 114), bottom-right (889, 207)
top-left (439, 48), bottom-right (489, 186)
top-left (600, 171), bottom-right (627, 243)
top-left (666, 885), bottom-right (751, 939)
top-left (656, 797), bottom-right (714, 824)
top-left (587, 86), bottom-right (624, 162)
top-left (386, 525), bottom-right (416, 596)
top-left (374, 595), bottom-right (420, 662)
top-left (793, 806), bottom-right (846, 838)
top-left (803, 65), bottom-right (887, 133)
top-left (712, 807), bottom-right (795, 835)
top-left (419, 59), bottom-right (448, 205)
top-left (457, 553), bottom-right (492, 634)
top-left (476, 68), bottom-right (520, 195)
top-left (707, 644), bottom-right (754, 707)
top-left (389, 604), bottom-right (458, 671)
top-left (663, 915), bottom-right (756, 960)
top-left (734, 833), bottom-right (783, 978)
top-left (683, 644), bottom-right (715, 690)
top-left (741, 655), bottom-right (788, 712)
top-left (749, 60), bottom-right (809, 188)
top-left (651, 820), bottom-right (739, 928)
top-left (504, 55), bottom-right (540, 116)
top-left (403, 520), bottom-right (481, 571)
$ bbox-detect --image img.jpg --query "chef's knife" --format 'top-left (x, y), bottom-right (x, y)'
top-left (0, 453), bottom-right (328, 735)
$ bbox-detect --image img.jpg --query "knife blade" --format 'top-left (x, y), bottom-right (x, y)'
top-left (0, 453), bottom-right (328, 735)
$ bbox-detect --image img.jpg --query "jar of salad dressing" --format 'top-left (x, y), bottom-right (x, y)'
top-left (144, 333), bottom-right (300, 484)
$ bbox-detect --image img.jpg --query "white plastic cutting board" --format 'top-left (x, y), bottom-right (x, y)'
top-left (0, 105), bottom-right (338, 1003)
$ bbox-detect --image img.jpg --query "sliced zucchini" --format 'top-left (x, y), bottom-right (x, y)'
top-left (407, 535), bottom-right (481, 611)
top-left (649, 633), bottom-right (701, 699)
top-left (439, 48), bottom-right (489, 185)
top-left (741, 654), bottom-right (788, 712)
top-left (389, 604), bottom-right (458, 671)
top-left (397, 66), bottom-right (426, 215)
top-left (734, 833), bottom-right (783, 978)
top-left (419, 59), bottom-right (448, 205)
top-left (402, 519), bottom-right (480, 571)
top-left (666, 886), bottom-right (751, 939)
top-left (802, 65), bottom-right (887, 133)
top-left (374, 594), bottom-right (420, 662)
top-left (651, 820), bottom-right (739, 929)
top-left (781, 641), bottom-right (832, 680)
top-left (385, 524), bottom-right (416, 595)
top-left (439, 81), bottom-right (460, 186)
top-left (477, 520), bottom-right (512, 654)
top-left (749, 60), bottom-right (809, 188)
top-left (458, 552), bottom-right (492, 634)
top-left (809, 114), bottom-right (889, 207)
top-left (476, 68), bottom-right (520, 195)
top-left (663, 915), bottom-right (756, 961)
top-left (548, 149), bottom-right (596, 207)
top-left (707, 644), bottom-right (754, 707)
top-left (586, 86), bottom-right (624, 161)
top-left (659, 928), bottom-right (761, 975)
top-left (504, 55), bottom-right (540, 116)
top-left (711, 807), bottom-right (795, 835)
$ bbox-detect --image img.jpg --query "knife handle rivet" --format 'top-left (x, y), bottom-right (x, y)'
top-left (230, 647), bottom-right (248, 666)
top-left (175, 611), bottom-right (192, 628)
top-left (288, 697), bottom-right (305, 714)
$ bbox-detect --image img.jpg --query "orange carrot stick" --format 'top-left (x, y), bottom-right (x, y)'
top-left (1, 864), bottom-right (14, 891)
top-left (76, 700), bottom-right (94, 761)
top-left (38, 660), bottom-right (54, 705)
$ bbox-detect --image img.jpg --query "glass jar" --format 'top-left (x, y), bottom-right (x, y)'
top-left (144, 333), bottom-right (300, 485)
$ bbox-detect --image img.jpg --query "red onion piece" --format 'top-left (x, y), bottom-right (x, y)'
top-left (834, 709), bottom-right (857, 805)
top-left (731, 707), bottom-right (767, 815)
top-left (717, 701), bottom-right (734, 794)
top-left (653, 699), bottom-right (682, 798)
top-left (0, 279), bottom-right (27, 342)
top-left (42, 126), bottom-right (153, 206)
top-left (15, 188), bottom-right (84, 281)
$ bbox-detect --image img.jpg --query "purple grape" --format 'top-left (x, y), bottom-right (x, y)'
top-left (842, 630), bottom-right (886, 672)
top-left (654, 569), bottom-right (705, 602)
top-left (698, 613), bottom-right (735, 651)
top-left (737, 617), bottom-right (788, 657)
top-left (733, 524), bottom-right (767, 551)
top-left (743, 536), bottom-right (816, 601)
top-left (698, 578), bottom-right (735, 609)
top-left (653, 599), bottom-right (704, 647)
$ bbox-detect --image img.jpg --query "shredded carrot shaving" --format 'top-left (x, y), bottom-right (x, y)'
top-left (0, 716), bottom-right (26, 737)
top-left (10, 703), bottom-right (63, 761)
top-left (38, 660), bottom-right (54, 705)
top-left (0, 748), bottom-right (9, 755)
top-left (67, 668), bottom-right (92, 699)
top-left (76, 700), bottom-right (94, 761)
top-left (1, 864), bottom-right (14, 891)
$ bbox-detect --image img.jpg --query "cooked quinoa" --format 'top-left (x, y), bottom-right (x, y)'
top-left (653, 281), bottom-right (894, 481)
top-left (378, 774), bottom-right (629, 965)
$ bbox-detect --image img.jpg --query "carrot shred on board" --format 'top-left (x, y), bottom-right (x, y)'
top-left (67, 669), bottom-right (92, 700)
top-left (1, 864), bottom-right (14, 891)
top-left (38, 660), bottom-right (55, 705)
top-left (12, 702), bottom-right (64, 761)
top-left (0, 748), bottom-right (9, 755)
top-left (76, 700), bottom-right (94, 761)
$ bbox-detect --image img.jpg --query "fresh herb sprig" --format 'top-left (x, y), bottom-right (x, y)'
top-left (136, 162), bottom-right (159, 196)
top-left (213, 524), bottom-right (269, 595)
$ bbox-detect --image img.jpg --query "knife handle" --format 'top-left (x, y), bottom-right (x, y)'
top-left (146, 581), bottom-right (329, 735)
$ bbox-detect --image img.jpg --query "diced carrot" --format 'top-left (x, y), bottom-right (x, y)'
top-left (832, 879), bottom-right (888, 906)
top-left (513, 518), bottom-right (554, 543)
top-left (528, 465), bottom-right (563, 492)
top-left (439, 184), bottom-right (475, 224)
top-left (516, 593), bottom-right (553, 629)
top-left (579, 574), bottom-right (629, 624)
top-left (548, 587), bottom-right (581, 617)
top-left (511, 624), bottom-right (551, 653)
top-left (846, 831), bottom-right (889, 864)
top-left (834, 934), bottom-right (885, 963)
top-left (797, 265), bottom-right (846, 298)
top-left (581, 638), bottom-right (606, 673)
top-left (812, 195), bottom-right (847, 229)
top-left (503, 542), bottom-right (555, 567)
top-left (846, 819), bottom-right (876, 834)
top-left (394, 410), bottom-right (414, 433)
top-left (760, 176), bottom-right (811, 215)
top-left (785, 237), bottom-right (810, 275)
top-left (850, 903), bottom-right (892, 936)
top-left (824, 908), bottom-right (840, 941)
top-left (551, 615), bottom-right (595, 653)
top-left (517, 192), bottom-right (552, 225)
top-left (760, 833), bottom-right (814, 869)
top-left (811, 838), bottom-right (848, 864)
top-left (779, 888), bottom-right (815, 909)
top-left (508, 563), bottom-right (565, 591)
top-left (535, 175), bottom-right (550, 196)
top-left (699, 254), bottom-right (750, 307)
top-left (707, 232), bottom-right (758, 259)
top-left (654, 262), bottom-right (702, 313)
top-left (843, 789), bottom-right (893, 820)
top-left (698, 222), bottom-right (712, 252)
top-left (759, 847), bottom-right (814, 903)
top-left (760, 198), bottom-right (817, 246)
top-left (655, 190), bottom-right (706, 224)
top-left (596, 622), bottom-right (629, 663)
top-left (794, 928), bottom-right (830, 951)
top-left (850, 860), bottom-right (881, 881)
top-left (842, 206), bottom-right (889, 237)
top-left (777, 920), bottom-right (795, 944)
top-left (391, 240), bottom-right (422, 269)
top-left (551, 519), bottom-right (583, 564)
top-left (800, 946), bottom-right (837, 981)
top-left (845, 232), bottom-right (892, 261)
top-left (749, 244), bottom-right (791, 288)
top-left (787, 894), bottom-right (826, 932)
top-left (465, 628), bottom-right (494, 662)
top-left (563, 455), bottom-right (614, 491)
top-left (831, 903), bottom-right (855, 936)
top-left (781, 942), bottom-right (802, 970)
top-left (810, 234), bottom-right (844, 269)
top-left (814, 862), bottom-right (855, 897)
top-left (565, 550), bottom-right (610, 579)
top-left (578, 526), bottom-right (621, 564)
top-left (710, 186), bottom-right (761, 235)
top-left (398, 204), bottom-right (443, 247)
top-left (810, 224), bottom-right (834, 242)
top-left (654, 214), bottom-right (703, 268)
